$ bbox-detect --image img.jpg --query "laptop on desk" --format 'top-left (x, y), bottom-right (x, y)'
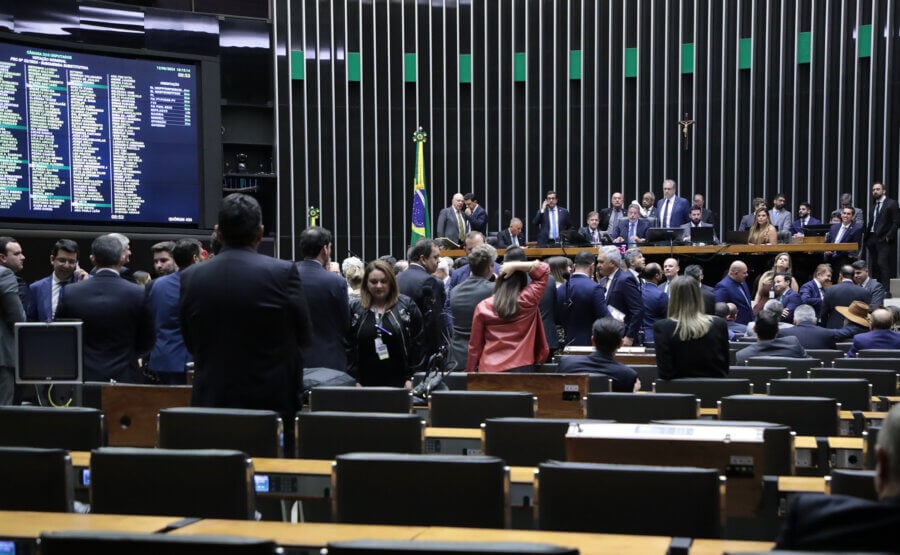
top-left (687, 226), bottom-right (716, 245)
top-left (645, 227), bottom-right (686, 245)
top-left (725, 230), bottom-right (750, 244)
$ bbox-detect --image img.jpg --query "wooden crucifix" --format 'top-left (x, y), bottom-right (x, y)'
top-left (679, 112), bottom-right (695, 151)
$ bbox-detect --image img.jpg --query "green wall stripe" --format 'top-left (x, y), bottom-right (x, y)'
top-left (514, 52), bottom-right (526, 82)
top-left (459, 54), bottom-right (472, 83)
top-left (858, 24), bottom-right (872, 58)
top-left (797, 32), bottom-right (811, 64)
top-left (624, 48), bottom-right (638, 78)
top-left (681, 43), bottom-right (694, 74)
top-left (291, 50), bottom-right (304, 80)
top-left (404, 53), bottom-right (416, 82)
top-left (738, 38), bottom-right (752, 69)
top-left (347, 52), bottom-right (361, 82)
top-left (569, 50), bottom-right (582, 79)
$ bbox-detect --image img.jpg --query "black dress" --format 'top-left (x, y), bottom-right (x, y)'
top-left (652, 316), bottom-right (730, 379)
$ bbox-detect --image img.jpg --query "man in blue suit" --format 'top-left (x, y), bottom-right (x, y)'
top-left (773, 272), bottom-right (802, 323)
top-left (846, 308), bottom-right (900, 357)
top-left (555, 250), bottom-right (609, 346)
top-left (714, 260), bottom-right (754, 325)
top-left (296, 226), bottom-right (350, 372)
top-left (557, 318), bottom-right (639, 392)
top-left (463, 192), bottom-right (488, 234)
top-left (532, 190), bottom-right (572, 246)
top-left (597, 246), bottom-right (643, 346)
top-left (27, 239), bottom-right (84, 322)
top-left (640, 262), bottom-right (669, 344)
top-left (655, 179), bottom-right (690, 228)
top-left (789, 201), bottom-right (822, 235)
top-left (825, 206), bottom-right (863, 268)
top-left (612, 205), bottom-right (650, 245)
top-left (775, 403), bottom-right (900, 552)
top-left (146, 238), bottom-right (202, 384)
top-left (798, 263), bottom-right (831, 321)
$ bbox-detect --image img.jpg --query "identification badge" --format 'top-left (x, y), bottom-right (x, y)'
top-left (374, 337), bottom-right (390, 360)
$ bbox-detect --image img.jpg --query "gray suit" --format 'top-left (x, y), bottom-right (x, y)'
top-left (448, 275), bottom-right (494, 370)
top-left (0, 266), bottom-right (26, 405)
top-left (861, 277), bottom-right (887, 308)
top-left (436, 206), bottom-right (468, 243)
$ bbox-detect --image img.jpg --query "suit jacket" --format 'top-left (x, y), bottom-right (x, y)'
top-left (604, 269), bottom-right (644, 342)
top-left (396, 263), bottom-right (447, 359)
top-left (652, 317), bottom-right (730, 379)
top-left (769, 208), bottom-right (793, 232)
top-left (532, 207), bottom-right (573, 246)
top-left (655, 196), bottom-right (690, 228)
top-left (448, 275), bottom-right (494, 370)
top-left (867, 196), bottom-right (900, 243)
top-left (436, 206), bottom-right (468, 242)
top-left (735, 336), bottom-right (807, 364)
top-left (466, 204), bottom-right (488, 234)
top-left (700, 284), bottom-right (716, 315)
top-left (789, 216), bottom-right (822, 235)
top-left (714, 276), bottom-right (754, 325)
top-left (641, 282), bottom-right (669, 343)
top-left (738, 213), bottom-right (756, 231)
top-left (556, 351), bottom-right (638, 392)
top-left (297, 259), bottom-right (351, 371)
top-left (847, 328), bottom-right (900, 357)
top-left (825, 222), bottom-right (863, 246)
top-left (822, 280), bottom-right (872, 329)
top-left (55, 270), bottom-right (155, 383)
top-left (0, 266), bottom-right (25, 368)
top-left (578, 226), bottom-right (605, 245)
top-left (612, 218), bottom-right (650, 244)
top-left (860, 277), bottom-right (887, 308)
top-left (778, 289), bottom-right (802, 323)
top-left (700, 208), bottom-right (717, 228)
top-left (775, 493), bottom-right (900, 552)
top-left (179, 247), bottom-right (312, 425)
top-left (496, 228), bottom-right (523, 249)
top-left (778, 322), bottom-right (848, 350)
top-left (554, 273), bottom-right (609, 347)
top-left (538, 275), bottom-right (558, 351)
top-left (599, 207), bottom-right (626, 234)
top-left (798, 279), bottom-right (825, 319)
top-left (146, 271), bottom-right (192, 374)
top-left (27, 273), bottom-right (76, 322)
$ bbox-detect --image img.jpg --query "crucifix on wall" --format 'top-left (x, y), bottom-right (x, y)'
top-left (679, 112), bottom-right (695, 151)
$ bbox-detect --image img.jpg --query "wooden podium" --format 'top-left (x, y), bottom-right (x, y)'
top-left (467, 373), bottom-right (592, 418)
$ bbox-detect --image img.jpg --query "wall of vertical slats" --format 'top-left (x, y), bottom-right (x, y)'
top-left (274, 0), bottom-right (900, 261)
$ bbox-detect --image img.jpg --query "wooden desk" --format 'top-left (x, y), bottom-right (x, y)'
top-left (0, 510), bottom-right (181, 540)
top-left (689, 538), bottom-right (775, 554)
top-left (441, 243), bottom-right (857, 258)
top-left (169, 520), bottom-right (426, 546)
top-left (777, 476), bottom-right (827, 493)
top-left (467, 373), bottom-right (590, 418)
top-left (424, 426), bottom-right (482, 455)
top-left (416, 526), bottom-right (673, 555)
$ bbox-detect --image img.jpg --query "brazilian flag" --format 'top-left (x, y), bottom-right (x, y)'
top-left (410, 128), bottom-right (430, 245)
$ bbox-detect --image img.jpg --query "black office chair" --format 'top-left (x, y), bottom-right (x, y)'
top-left (89, 447), bottom-right (255, 519)
top-left (653, 378), bottom-right (752, 408)
top-left (828, 469), bottom-right (877, 501)
top-left (584, 392), bottom-right (699, 422)
top-left (745, 356), bottom-right (820, 373)
top-left (536, 460), bottom-right (722, 538)
top-left (482, 417), bottom-right (612, 467)
top-left (718, 395), bottom-right (840, 436)
top-left (834, 357), bottom-right (900, 371)
top-left (727, 366), bottom-right (790, 393)
top-left (324, 540), bottom-right (578, 554)
top-left (158, 407), bottom-right (283, 457)
top-left (857, 349), bottom-right (900, 359)
top-left (0, 447), bottom-right (73, 512)
top-left (0, 406), bottom-right (106, 450)
top-left (333, 453), bottom-right (508, 528)
top-left (308, 386), bottom-right (413, 413)
top-left (805, 349), bottom-right (844, 367)
top-left (835, 341), bottom-right (854, 353)
top-left (428, 391), bottom-right (535, 428)
top-left (295, 411), bottom-right (424, 459)
top-left (411, 372), bottom-right (468, 391)
top-left (627, 364), bottom-right (658, 392)
top-left (39, 531), bottom-right (277, 555)
top-left (809, 368), bottom-right (898, 396)
top-left (767, 378), bottom-right (872, 411)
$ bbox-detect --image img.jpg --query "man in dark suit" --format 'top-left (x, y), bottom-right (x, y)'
top-left (0, 236), bottom-right (32, 317)
top-left (641, 263), bottom-right (669, 343)
top-left (852, 259), bottom-right (887, 308)
top-left (448, 244), bottom-right (497, 370)
top-left (599, 192), bottom-right (626, 234)
top-left (789, 201), bottom-right (822, 235)
top-left (655, 179), bottom-right (690, 228)
top-left (779, 304), bottom-right (852, 350)
top-left (775, 403), bottom-right (900, 552)
top-left (435, 193), bottom-right (468, 244)
top-left (798, 263), bottom-right (832, 321)
top-left (556, 317), bottom-right (639, 392)
top-left (27, 239), bottom-right (83, 322)
top-left (846, 308), bottom-right (900, 357)
top-left (612, 205), bottom-right (650, 246)
top-left (397, 238), bottom-right (446, 360)
top-left (866, 182), bottom-right (900, 291)
top-left (822, 265), bottom-right (872, 328)
top-left (714, 260), bottom-right (754, 325)
top-left (0, 264), bottom-right (24, 405)
top-left (773, 272), bottom-right (802, 323)
top-left (684, 264), bottom-right (716, 315)
top-left (296, 226), bottom-right (350, 372)
top-left (692, 193), bottom-right (718, 229)
top-left (56, 234), bottom-right (155, 383)
top-left (735, 312), bottom-right (807, 364)
top-left (555, 250), bottom-right (609, 346)
top-left (597, 246), bottom-right (643, 346)
top-left (463, 192), bottom-right (488, 234)
top-left (825, 206), bottom-right (863, 268)
top-left (532, 190), bottom-right (572, 246)
top-left (578, 211), bottom-right (605, 245)
top-left (496, 218), bottom-right (524, 248)
top-left (179, 194), bottom-right (312, 454)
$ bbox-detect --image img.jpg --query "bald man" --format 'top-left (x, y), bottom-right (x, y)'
top-left (436, 193), bottom-right (469, 243)
top-left (714, 261), bottom-right (753, 324)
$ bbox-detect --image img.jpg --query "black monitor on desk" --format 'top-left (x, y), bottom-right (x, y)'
top-left (645, 227), bottom-right (686, 245)
top-left (15, 322), bottom-right (82, 385)
top-left (803, 224), bottom-right (832, 237)
top-left (687, 226), bottom-right (716, 245)
top-left (561, 230), bottom-right (593, 247)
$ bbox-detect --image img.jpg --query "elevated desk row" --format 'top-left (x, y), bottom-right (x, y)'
top-left (0, 511), bottom-right (775, 555)
top-left (442, 243), bottom-right (858, 258)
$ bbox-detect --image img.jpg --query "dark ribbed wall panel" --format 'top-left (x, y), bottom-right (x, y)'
top-left (276, 0), bottom-right (900, 261)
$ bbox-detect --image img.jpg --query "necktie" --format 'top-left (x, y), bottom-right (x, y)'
top-left (52, 279), bottom-right (67, 318)
top-left (662, 199), bottom-right (671, 227)
top-left (835, 226), bottom-right (847, 243)
top-left (512, 235), bottom-right (518, 246)
top-left (605, 276), bottom-right (613, 298)
top-left (872, 202), bottom-right (882, 232)
top-left (549, 209), bottom-right (558, 240)
top-left (456, 210), bottom-right (465, 242)
top-left (628, 221), bottom-right (636, 243)
top-left (592, 230), bottom-right (598, 243)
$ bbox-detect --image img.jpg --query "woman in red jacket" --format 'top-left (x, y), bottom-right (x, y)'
top-left (466, 260), bottom-right (550, 372)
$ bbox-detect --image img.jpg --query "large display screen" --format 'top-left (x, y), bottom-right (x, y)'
top-left (0, 40), bottom-right (202, 225)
